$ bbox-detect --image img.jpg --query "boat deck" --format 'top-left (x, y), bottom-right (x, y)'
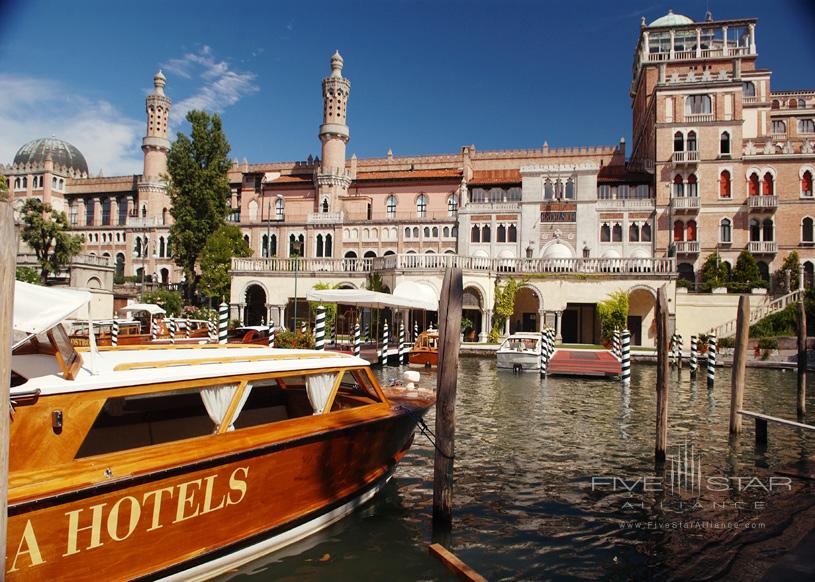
top-left (548, 349), bottom-right (621, 377)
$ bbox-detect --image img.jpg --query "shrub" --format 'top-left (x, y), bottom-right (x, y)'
top-left (774, 251), bottom-right (801, 294)
top-left (718, 336), bottom-right (735, 348)
top-left (699, 253), bottom-right (729, 291)
top-left (732, 250), bottom-right (763, 290)
top-left (597, 290), bottom-right (629, 342)
top-left (757, 337), bottom-right (778, 351)
top-left (142, 289), bottom-right (183, 316)
top-left (274, 329), bottom-right (313, 349)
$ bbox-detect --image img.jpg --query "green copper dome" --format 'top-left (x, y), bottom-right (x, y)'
top-left (13, 137), bottom-right (89, 175)
top-left (650, 9), bottom-right (694, 27)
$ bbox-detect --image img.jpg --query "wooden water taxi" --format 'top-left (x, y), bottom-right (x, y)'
top-left (8, 282), bottom-right (434, 580)
top-left (408, 330), bottom-right (439, 367)
top-left (496, 332), bottom-right (542, 371)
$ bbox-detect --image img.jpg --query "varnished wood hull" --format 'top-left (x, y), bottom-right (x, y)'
top-left (6, 401), bottom-right (429, 581)
top-left (408, 349), bottom-right (438, 367)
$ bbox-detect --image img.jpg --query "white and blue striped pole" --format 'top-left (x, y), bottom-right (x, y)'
top-left (314, 305), bottom-right (326, 350)
top-left (707, 334), bottom-right (716, 387)
top-left (268, 321), bottom-right (275, 347)
top-left (621, 329), bottom-right (631, 385)
top-left (399, 322), bottom-right (406, 365)
top-left (381, 320), bottom-right (389, 366)
top-left (168, 318), bottom-right (176, 344)
top-left (218, 302), bottom-right (228, 344)
top-left (689, 335), bottom-right (698, 375)
top-left (354, 322), bottom-right (361, 357)
top-left (111, 320), bottom-right (119, 347)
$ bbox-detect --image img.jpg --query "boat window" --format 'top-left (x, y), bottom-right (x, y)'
top-left (331, 370), bottom-right (381, 411)
top-left (75, 388), bottom-right (215, 458)
top-left (232, 373), bottom-right (333, 430)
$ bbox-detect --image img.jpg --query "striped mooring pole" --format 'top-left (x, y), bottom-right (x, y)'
top-left (353, 322), bottom-right (361, 357)
top-left (330, 322), bottom-right (336, 346)
top-left (669, 334), bottom-right (676, 365)
top-left (185, 317), bottom-right (191, 339)
top-left (548, 327), bottom-right (556, 361)
top-left (689, 335), bottom-right (698, 375)
top-left (613, 329), bottom-right (621, 358)
top-left (301, 321), bottom-right (307, 335)
top-left (314, 305), bottom-right (326, 351)
top-left (381, 320), bottom-right (389, 367)
top-left (399, 322), bottom-right (406, 365)
top-left (207, 320), bottom-right (215, 343)
top-left (707, 334), bottom-right (717, 387)
top-left (676, 334), bottom-right (683, 368)
top-left (150, 318), bottom-right (158, 341)
top-left (218, 302), bottom-right (228, 344)
top-left (539, 330), bottom-right (547, 377)
top-left (621, 329), bottom-right (631, 385)
top-left (268, 321), bottom-right (275, 347)
top-left (111, 320), bottom-right (119, 347)
top-left (364, 323), bottom-right (370, 342)
top-left (414, 320), bottom-right (419, 342)
top-left (168, 318), bottom-right (176, 344)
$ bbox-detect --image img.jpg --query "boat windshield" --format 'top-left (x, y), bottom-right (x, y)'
top-left (503, 338), bottom-right (538, 351)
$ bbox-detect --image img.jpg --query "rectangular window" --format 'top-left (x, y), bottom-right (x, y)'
top-left (686, 95), bottom-right (712, 115)
top-left (597, 185), bottom-right (611, 199)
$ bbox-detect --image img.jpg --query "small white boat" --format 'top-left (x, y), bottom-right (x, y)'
top-left (496, 332), bottom-right (542, 371)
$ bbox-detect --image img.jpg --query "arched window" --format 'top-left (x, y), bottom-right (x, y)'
top-left (762, 172), bottom-right (774, 196)
top-left (803, 170), bottom-right (814, 197)
top-left (687, 173), bottom-right (698, 197)
top-left (269, 234), bottom-right (277, 257)
top-left (471, 225), bottom-right (480, 243)
top-left (405, 227), bottom-right (411, 238)
top-left (367, 202), bottom-right (372, 220)
top-left (452, 226), bottom-right (458, 238)
top-left (544, 180), bottom-right (554, 199)
top-left (432, 226), bottom-right (439, 237)
top-left (673, 221), bottom-right (684, 242)
top-left (749, 219), bottom-right (761, 241)
top-left (629, 223), bottom-right (640, 242)
top-left (685, 95), bottom-right (711, 115)
top-left (416, 194), bottom-right (428, 218)
top-left (641, 223), bottom-right (652, 242)
top-left (482, 225), bottom-right (491, 243)
top-left (134, 237), bottom-right (142, 257)
top-left (115, 253), bottom-right (125, 278)
top-left (275, 198), bottom-right (284, 220)
top-left (412, 227), bottom-right (419, 238)
top-left (673, 131), bottom-right (684, 153)
top-left (159, 236), bottom-right (166, 258)
top-left (802, 217), bottom-right (814, 243)
top-left (262, 234), bottom-right (269, 257)
top-left (748, 172), bottom-right (760, 196)
top-left (673, 174), bottom-right (684, 197)
top-left (798, 99), bottom-right (806, 109)
top-left (565, 178), bottom-right (575, 199)
top-left (762, 218), bottom-right (774, 241)
top-left (443, 226), bottom-right (450, 238)
top-left (325, 234), bottom-right (333, 257)
top-left (771, 99), bottom-right (780, 109)
top-left (386, 195), bottom-right (397, 218)
top-left (497, 224), bottom-right (506, 243)
top-left (719, 171), bottom-right (731, 198)
top-left (423, 226), bottom-right (430, 237)
top-left (162, 207), bottom-right (168, 225)
top-left (316, 234), bottom-right (324, 257)
top-left (686, 130), bottom-right (697, 152)
top-left (686, 220), bottom-right (697, 242)
top-left (742, 81), bottom-right (755, 97)
top-left (447, 194), bottom-right (457, 215)
top-left (600, 223), bottom-right (611, 242)
top-left (789, 99), bottom-right (798, 109)
top-left (508, 224), bottom-right (517, 242)
top-left (799, 119), bottom-right (815, 134)
top-left (612, 223), bottom-right (622, 242)
top-left (720, 218), bottom-right (732, 243)
top-left (772, 120), bottom-right (786, 134)
top-left (321, 198), bottom-right (329, 213)
top-left (720, 131), bottom-right (730, 155)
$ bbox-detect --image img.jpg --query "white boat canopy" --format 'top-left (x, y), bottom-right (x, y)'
top-left (306, 288), bottom-right (438, 311)
top-left (12, 281), bottom-right (91, 347)
top-left (121, 303), bottom-right (166, 316)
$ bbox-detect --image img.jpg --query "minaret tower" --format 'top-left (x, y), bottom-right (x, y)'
top-left (142, 70), bottom-right (171, 181)
top-left (315, 51), bottom-right (351, 210)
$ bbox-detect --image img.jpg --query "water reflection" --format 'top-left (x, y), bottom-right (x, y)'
top-left (226, 360), bottom-right (815, 581)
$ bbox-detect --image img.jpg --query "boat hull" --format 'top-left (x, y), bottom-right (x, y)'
top-left (6, 403), bottom-right (428, 581)
top-left (408, 349), bottom-right (438, 367)
top-left (496, 351), bottom-right (540, 371)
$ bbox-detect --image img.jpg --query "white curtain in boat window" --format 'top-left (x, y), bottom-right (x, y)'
top-left (306, 373), bottom-right (337, 415)
top-left (200, 383), bottom-right (253, 431)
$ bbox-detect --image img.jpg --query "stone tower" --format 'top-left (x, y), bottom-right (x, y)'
top-left (315, 51), bottom-right (351, 211)
top-left (139, 71), bottom-right (172, 220)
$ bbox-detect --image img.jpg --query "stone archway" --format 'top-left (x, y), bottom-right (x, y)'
top-left (628, 286), bottom-right (656, 346)
top-left (462, 286), bottom-right (484, 342)
top-left (244, 284), bottom-right (267, 326)
top-left (511, 286), bottom-right (540, 333)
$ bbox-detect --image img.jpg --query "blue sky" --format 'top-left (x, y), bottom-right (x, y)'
top-left (0, 0), bottom-right (813, 175)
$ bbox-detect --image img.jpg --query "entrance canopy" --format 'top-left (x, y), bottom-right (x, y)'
top-left (306, 288), bottom-right (437, 311)
top-left (121, 303), bottom-right (166, 316)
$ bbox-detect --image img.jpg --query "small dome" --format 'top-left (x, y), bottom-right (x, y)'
top-left (650, 9), bottom-right (694, 27)
top-left (542, 241), bottom-right (574, 259)
top-left (13, 137), bottom-right (88, 175)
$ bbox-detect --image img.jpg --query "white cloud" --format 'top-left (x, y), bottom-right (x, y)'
top-left (0, 74), bottom-right (144, 176)
top-left (162, 45), bottom-right (258, 125)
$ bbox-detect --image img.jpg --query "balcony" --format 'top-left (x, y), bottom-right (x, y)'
top-left (685, 113), bottom-right (714, 123)
top-left (674, 241), bottom-right (700, 254)
top-left (748, 241), bottom-right (778, 254)
top-left (672, 196), bottom-right (700, 212)
top-left (126, 217), bottom-right (163, 228)
top-left (307, 211), bottom-right (344, 224)
top-left (671, 150), bottom-right (699, 165)
top-left (747, 195), bottom-right (778, 212)
top-left (596, 198), bottom-right (655, 211)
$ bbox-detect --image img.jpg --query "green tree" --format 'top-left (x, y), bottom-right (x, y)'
top-left (167, 110), bottom-right (232, 300)
top-left (731, 250), bottom-right (763, 292)
top-left (309, 282), bottom-right (339, 334)
top-left (0, 173), bottom-right (7, 202)
top-left (19, 198), bottom-right (82, 285)
top-left (15, 266), bottom-right (41, 284)
top-left (775, 251), bottom-right (801, 293)
top-left (597, 290), bottom-right (629, 342)
top-left (198, 224), bottom-right (252, 300)
top-left (699, 252), bottom-right (730, 292)
top-left (142, 289), bottom-right (183, 317)
top-left (366, 272), bottom-right (385, 292)
top-left (489, 278), bottom-right (522, 342)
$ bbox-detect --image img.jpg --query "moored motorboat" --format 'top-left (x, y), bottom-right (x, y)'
top-left (408, 329), bottom-right (438, 367)
top-left (7, 282), bottom-right (434, 580)
top-left (496, 332), bottom-right (542, 371)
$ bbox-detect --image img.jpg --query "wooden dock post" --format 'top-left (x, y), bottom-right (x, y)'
top-left (433, 267), bottom-right (463, 530)
top-left (797, 299), bottom-right (807, 418)
top-left (655, 286), bottom-right (670, 463)
top-left (729, 295), bottom-right (750, 436)
top-left (1, 178), bottom-right (16, 575)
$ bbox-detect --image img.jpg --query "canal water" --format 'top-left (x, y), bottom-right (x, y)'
top-left (223, 360), bottom-right (815, 581)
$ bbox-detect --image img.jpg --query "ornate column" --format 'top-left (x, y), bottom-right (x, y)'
top-left (538, 309), bottom-right (546, 332)
top-left (265, 303), bottom-right (273, 327)
top-left (721, 26), bottom-right (728, 56)
top-left (695, 28), bottom-right (702, 58)
top-left (110, 196), bottom-right (118, 227)
top-left (278, 305), bottom-right (286, 329)
top-left (669, 30), bottom-right (675, 59)
top-left (555, 310), bottom-right (563, 342)
top-left (748, 23), bottom-right (756, 55)
top-left (238, 303), bottom-right (246, 325)
top-left (479, 309), bottom-right (492, 343)
top-left (93, 197), bottom-right (102, 227)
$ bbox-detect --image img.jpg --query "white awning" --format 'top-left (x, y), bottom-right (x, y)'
top-left (306, 288), bottom-right (437, 311)
top-left (13, 281), bottom-right (91, 346)
top-left (121, 303), bottom-right (166, 315)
